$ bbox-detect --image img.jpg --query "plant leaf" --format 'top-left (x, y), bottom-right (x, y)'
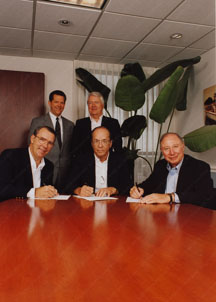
top-left (142, 56), bottom-right (200, 92)
top-left (123, 147), bottom-right (140, 161)
top-left (121, 115), bottom-right (147, 139)
top-left (120, 62), bottom-right (146, 82)
top-left (75, 68), bottom-right (111, 107)
top-left (175, 66), bottom-right (192, 111)
top-left (115, 75), bottom-right (145, 111)
top-left (149, 66), bottom-right (184, 123)
top-left (184, 125), bottom-right (216, 152)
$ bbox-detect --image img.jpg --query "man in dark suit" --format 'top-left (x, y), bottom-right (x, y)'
top-left (0, 126), bottom-right (58, 201)
top-left (130, 132), bottom-right (213, 206)
top-left (65, 126), bottom-right (131, 197)
top-left (28, 90), bottom-right (74, 190)
top-left (72, 92), bottom-right (122, 158)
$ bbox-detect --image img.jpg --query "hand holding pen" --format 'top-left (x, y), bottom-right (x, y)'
top-left (130, 183), bottom-right (144, 199)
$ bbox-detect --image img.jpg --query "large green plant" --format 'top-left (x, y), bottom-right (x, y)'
top-left (115, 57), bottom-right (216, 169)
top-left (75, 58), bottom-right (216, 173)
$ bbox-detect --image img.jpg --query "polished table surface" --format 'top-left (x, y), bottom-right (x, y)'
top-left (0, 196), bottom-right (216, 302)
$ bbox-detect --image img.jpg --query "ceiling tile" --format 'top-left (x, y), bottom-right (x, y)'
top-left (92, 12), bottom-right (161, 42)
top-left (125, 43), bottom-right (184, 62)
top-left (81, 37), bottom-right (137, 57)
top-left (33, 50), bottom-right (77, 60)
top-left (167, 0), bottom-right (215, 26)
top-left (35, 1), bottom-right (101, 35)
top-left (78, 54), bottom-right (121, 64)
top-left (106, 0), bottom-right (183, 19)
top-left (34, 31), bottom-right (86, 53)
top-left (190, 30), bottom-right (215, 50)
top-left (0, 0), bottom-right (33, 29)
top-left (144, 20), bottom-right (214, 47)
top-left (0, 27), bottom-right (31, 49)
top-left (167, 48), bottom-right (206, 62)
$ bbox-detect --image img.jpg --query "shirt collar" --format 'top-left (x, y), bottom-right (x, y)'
top-left (28, 147), bottom-right (45, 170)
top-left (94, 152), bottom-right (109, 164)
top-left (90, 114), bottom-right (103, 123)
top-left (49, 111), bottom-right (62, 121)
top-left (167, 157), bottom-right (184, 172)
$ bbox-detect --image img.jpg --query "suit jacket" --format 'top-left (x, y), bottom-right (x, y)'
top-left (139, 154), bottom-right (213, 206)
top-left (64, 151), bottom-right (132, 195)
top-left (28, 113), bottom-right (74, 189)
top-left (0, 148), bottom-right (53, 201)
top-left (71, 116), bottom-right (122, 157)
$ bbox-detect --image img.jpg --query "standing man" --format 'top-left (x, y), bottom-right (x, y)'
top-left (28, 90), bottom-right (74, 190)
top-left (65, 126), bottom-right (131, 197)
top-left (72, 92), bottom-right (122, 158)
top-left (130, 132), bottom-right (213, 206)
top-left (0, 126), bottom-right (58, 201)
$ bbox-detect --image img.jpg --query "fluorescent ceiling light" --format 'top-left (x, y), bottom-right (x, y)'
top-left (43, 0), bottom-right (106, 9)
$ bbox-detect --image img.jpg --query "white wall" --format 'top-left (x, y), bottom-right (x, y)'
top-left (174, 48), bottom-right (216, 170)
top-left (0, 55), bottom-right (77, 122)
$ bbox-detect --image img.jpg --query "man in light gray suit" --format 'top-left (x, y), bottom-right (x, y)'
top-left (28, 90), bottom-right (74, 191)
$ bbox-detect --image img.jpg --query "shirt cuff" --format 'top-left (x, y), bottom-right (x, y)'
top-left (174, 193), bottom-right (180, 203)
top-left (27, 188), bottom-right (35, 199)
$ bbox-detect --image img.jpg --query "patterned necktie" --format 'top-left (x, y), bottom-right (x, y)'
top-left (55, 117), bottom-right (62, 149)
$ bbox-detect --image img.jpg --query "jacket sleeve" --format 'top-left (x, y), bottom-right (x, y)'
top-left (177, 161), bottom-right (214, 205)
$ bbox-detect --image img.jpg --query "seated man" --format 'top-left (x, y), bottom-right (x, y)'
top-left (0, 126), bottom-right (58, 201)
top-left (130, 132), bottom-right (213, 206)
top-left (65, 126), bottom-right (131, 197)
top-left (72, 91), bottom-right (122, 158)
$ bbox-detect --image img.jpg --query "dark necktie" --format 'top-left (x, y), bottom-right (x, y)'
top-left (55, 117), bottom-right (62, 149)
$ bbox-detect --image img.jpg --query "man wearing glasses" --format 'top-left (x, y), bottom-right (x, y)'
top-left (0, 126), bottom-right (58, 201)
top-left (65, 126), bottom-right (131, 197)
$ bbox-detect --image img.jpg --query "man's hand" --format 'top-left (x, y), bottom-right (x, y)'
top-left (95, 187), bottom-right (117, 197)
top-left (140, 193), bottom-right (170, 204)
top-left (130, 186), bottom-right (144, 199)
top-left (35, 185), bottom-right (58, 198)
top-left (79, 185), bottom-right (94, 197)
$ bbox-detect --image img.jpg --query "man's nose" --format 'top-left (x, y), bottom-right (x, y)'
top-left (169, 148), bottom-right (174, 154)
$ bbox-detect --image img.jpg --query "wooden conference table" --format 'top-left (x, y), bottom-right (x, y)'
top-left (0, 196), bottom-right (216, 302)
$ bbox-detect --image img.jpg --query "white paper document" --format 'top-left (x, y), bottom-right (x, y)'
top-left (33, 195), bottom-right (71, 200)
top-left (126, 197), bottom-right (141, 203)
top-left (73, 195), bottom-right (118, 201)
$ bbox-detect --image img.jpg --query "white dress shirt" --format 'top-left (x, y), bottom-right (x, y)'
top-left (90, 115), bottom-right (103, 130)
top-left (95, 154), bottom-right (108, 192)
top-left (27, 148), bottom-right (45, 198)
top-left (49, 112), bottom-right (63, 139)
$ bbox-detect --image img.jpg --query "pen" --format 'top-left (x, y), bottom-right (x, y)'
top-left (135, 182), bottom-right (142, 197)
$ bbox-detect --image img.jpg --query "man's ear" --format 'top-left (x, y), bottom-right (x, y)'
top-left (30, 134), bottom-right (35, 144)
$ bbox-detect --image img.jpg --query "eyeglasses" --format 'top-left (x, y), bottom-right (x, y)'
top-left (35, 136), bottom-right (54, 147)
top-left (92, 139), bottom-right (110, 145)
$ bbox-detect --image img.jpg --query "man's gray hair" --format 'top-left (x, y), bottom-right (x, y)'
top-left (88, 91), bottom-right (104, 105)
top-left (160, 132), bottom-right (184, 144)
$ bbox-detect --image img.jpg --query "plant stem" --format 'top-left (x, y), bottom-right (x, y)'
top-left (166, 108), bottom-right (175, 133)
top-left (138, 155), bottom-right (153, 173)
top-left (105, 108), bottom-right (111, 118)
top-left (154, 124), bottom-right (163, 166)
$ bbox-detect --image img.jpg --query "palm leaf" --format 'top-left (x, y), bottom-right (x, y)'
top-left (115, 75), bottom-right (145, 111)
top-left (175, 66), bottom-right (193, 111)
top-left (184, 125), bottom-right (216, 152)
top-left (149, 66), bottom-right (184, 123)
